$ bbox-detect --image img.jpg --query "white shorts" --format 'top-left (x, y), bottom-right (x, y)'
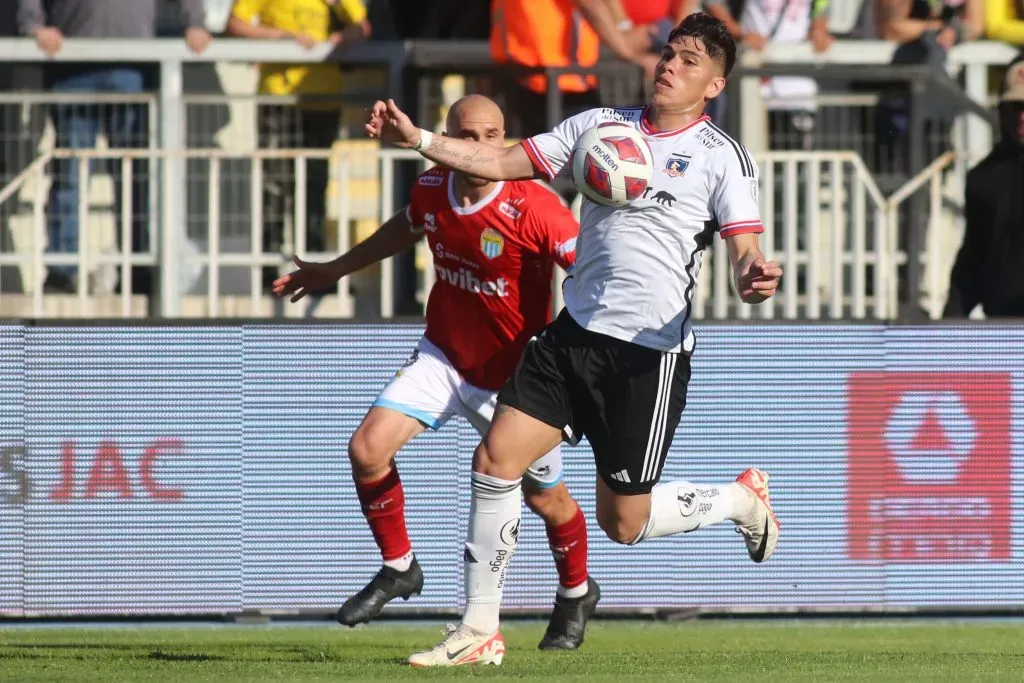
top-left (374, 337), bottom-right (563, 488)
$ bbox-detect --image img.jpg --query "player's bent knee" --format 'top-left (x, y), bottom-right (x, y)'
top-left (471, 440), bottom-right (500, 476)
top-left (471, 439), bottom-right (521, 480)
top-left (596, 507), bottom-right (645, 545)
top-left (347, 427), bottom-right (393, 480)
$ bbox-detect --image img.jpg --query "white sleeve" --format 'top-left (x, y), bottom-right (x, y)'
top-left (521, 110), bottom-right (600, 181)
top-left (710, 142), bottom-right (764, 238)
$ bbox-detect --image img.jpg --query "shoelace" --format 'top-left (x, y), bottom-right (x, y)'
top-left (432, 623), bottom-right (476, 650)
top-left (735, 525), bottom-right (754, 538)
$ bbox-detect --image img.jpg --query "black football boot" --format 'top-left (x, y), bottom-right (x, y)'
top-left (336, 557), bottom-right (424, 627)
top-left (537, 576), bottom-right (601, 650)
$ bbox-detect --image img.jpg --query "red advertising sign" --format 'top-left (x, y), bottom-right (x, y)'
top-left (848, 373), bottom-right (1011, 562)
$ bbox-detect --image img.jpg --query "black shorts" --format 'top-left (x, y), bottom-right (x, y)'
top-left (498, 310), bottom-right (690, 494)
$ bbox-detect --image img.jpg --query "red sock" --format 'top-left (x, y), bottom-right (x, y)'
top-left (546, 505), bottom-right (588, 589)
top-left (355, 468), bottom-right (412, 562)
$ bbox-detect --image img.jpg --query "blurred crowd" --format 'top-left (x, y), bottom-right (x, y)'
top-left (1, 0), bottom-right (1023, 315)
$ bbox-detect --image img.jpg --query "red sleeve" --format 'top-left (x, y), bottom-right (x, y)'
top-left (407, 180), bottom-right (425, 231)
top-left (520, 184), bottom-right (579, 270)
top-left (408, 169), bottom-right (447, 233)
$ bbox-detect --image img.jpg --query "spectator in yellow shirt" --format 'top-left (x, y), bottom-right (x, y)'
top-left (227, 0), bottom-right (371, 288)
top-left (986, 0), bottom-right (1024, 46)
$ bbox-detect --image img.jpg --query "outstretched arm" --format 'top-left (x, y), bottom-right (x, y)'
top-left (273, 207), bottom-right (422, 302)
top-left (365, 99), bottom-right (539, 181)
top-left (331, 207), bottom-right (423, 277)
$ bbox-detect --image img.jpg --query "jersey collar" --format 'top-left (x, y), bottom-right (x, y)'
top-left (639, 107), bottom-right (710, 138)
top-left (447, 172), bottom-right (505, 215)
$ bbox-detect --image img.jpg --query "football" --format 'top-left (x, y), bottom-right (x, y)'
top-left (569, 122), bottom-right (653, 207)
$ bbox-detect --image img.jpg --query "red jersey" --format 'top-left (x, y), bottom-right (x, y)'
top-left (407, 168), bottom-right (578, 390)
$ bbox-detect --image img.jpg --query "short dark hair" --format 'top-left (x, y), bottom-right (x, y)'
top-left (667, 12), bottom-right (737, 78)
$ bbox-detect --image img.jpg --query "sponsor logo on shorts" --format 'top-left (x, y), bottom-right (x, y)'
top-left (609, 469), bottom-right (631, 484)
top-left (395, 349), bottom-right (419, 377)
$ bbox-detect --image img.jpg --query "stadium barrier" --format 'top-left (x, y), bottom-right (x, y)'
top-left (0, 37), bottom-right (1018, 320)
top-left (0, 144), bottom-right (964, 321)
top-left (1, 321), bottom-right (1021, 617)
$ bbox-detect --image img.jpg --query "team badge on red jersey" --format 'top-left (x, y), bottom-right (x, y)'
top-left (480, 227), bottom-right (505, 260)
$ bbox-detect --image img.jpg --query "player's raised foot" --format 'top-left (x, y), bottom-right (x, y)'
top-left (734, 468), bottom-right (780, 563)
top-left (407, 623), bottom-right (505, 667)
top-left (537, 576), bottom-right (601, 650)
top-left (336, 557), bottom-right (424, 627)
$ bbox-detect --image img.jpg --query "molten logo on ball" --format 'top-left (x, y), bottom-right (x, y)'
top-left (590, 145), bottom-right (620, 171)
top-left (570, 123), bottom-right (653, 208)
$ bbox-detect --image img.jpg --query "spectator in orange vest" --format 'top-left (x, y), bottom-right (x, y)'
top-left (491, 0), bottom-right (648, 136)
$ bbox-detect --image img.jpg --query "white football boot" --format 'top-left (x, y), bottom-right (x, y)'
top-left (734, 468), bottom-right (780, 563)
top-left (407, 623), bottom-right (505, 667)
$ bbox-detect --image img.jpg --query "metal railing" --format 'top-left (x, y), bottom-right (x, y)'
top-left (0, 144), bottom-right (967, 322)
top-left (0, 37), bottom-right (1014, 320)
top-left (0, 146), bottom-right (431, 319)
top-left (732, 62), bottom-right (996, 317)
top-left (887, 151), bottom-right (960, 320)
top-left (693, 152), bottom-right (890, 321)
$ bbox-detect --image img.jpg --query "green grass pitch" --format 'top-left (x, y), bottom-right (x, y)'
top-left (1, 620), bottom-right (1022, 681)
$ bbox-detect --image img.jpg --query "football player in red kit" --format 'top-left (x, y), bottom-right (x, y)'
top-left (273, 94), bottom-right (599, 651)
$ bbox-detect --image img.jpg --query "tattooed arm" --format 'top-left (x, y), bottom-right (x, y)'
top-left (365, 98), bottom-right (540, 181)
top-left (423, 138), bottom-right (536, 181)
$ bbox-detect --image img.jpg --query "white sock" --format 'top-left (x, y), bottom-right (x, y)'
top-left (383, 550), bottom-right (413, 572)
top-left (462, 471), bottom-right (522, 634)
top-left (556, 581), bottom-right (590, 599)
top-left (632, 481), bottom-right (753, 543)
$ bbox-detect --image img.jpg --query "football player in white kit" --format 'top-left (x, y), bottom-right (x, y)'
top-left (365, 12), bottom-right (784, 666)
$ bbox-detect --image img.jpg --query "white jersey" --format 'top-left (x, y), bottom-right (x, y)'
top-left (522, 106), bottom-right (763, 353)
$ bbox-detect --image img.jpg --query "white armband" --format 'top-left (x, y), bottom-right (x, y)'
top-left (413, 128), bottom-right (433, 152)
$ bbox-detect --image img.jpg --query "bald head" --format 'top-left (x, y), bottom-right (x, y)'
top-left (444, 94), bottom-right (505, 145)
